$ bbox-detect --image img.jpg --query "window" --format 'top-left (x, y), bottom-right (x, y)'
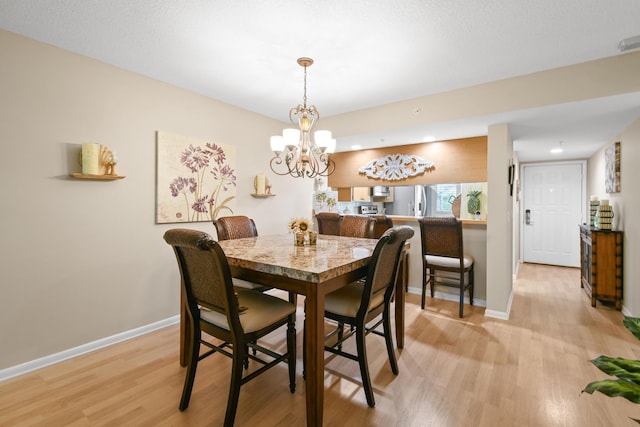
top-left (427, 183), bottom-right (460, 216)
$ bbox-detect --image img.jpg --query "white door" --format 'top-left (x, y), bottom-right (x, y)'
top-left (522, 162), bottom-right (585, 267)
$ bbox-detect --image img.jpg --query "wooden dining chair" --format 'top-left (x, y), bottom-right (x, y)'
top-left (213, 215), bottom-right (258, 240)
top-left (163, 229), bottom-right (296, 427)
top-left (339, 215), bottom-right (377, 238)
top-left (315, 212), bottom-right (341, 235)
top-left (371, 215), bottom-right (394, 238)
top-left (323, 226), bottom-right (414, 407)
top-left (213, 215), bottom-right (272, 293)
top-left (371, 215), bottom-right (410, 294)
top-left (418, 216), bottom-right (474, 317)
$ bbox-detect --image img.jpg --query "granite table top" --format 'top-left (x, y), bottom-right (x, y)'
top-left (217, 234), bottom-right (378, 284)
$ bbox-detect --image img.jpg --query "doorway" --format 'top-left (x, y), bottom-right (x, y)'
top-left (521, 161), bottom-right (585, 267)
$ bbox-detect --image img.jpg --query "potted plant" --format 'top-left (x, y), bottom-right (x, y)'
top-left (582, 316), bottom-right (640, 423)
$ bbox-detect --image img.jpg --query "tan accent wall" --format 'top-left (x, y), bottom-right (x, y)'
top-left (328, 136), bottom-right (487, 188)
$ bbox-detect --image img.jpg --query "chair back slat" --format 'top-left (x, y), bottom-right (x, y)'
top-left (371, 215), bottom-right (394, 239)
top-left (164, 229), bottom-right (240, 325)
top-left (363, 226), bottom-right (414, 312)
top-left (213, 216), bottom-right (258, 241)
top-left (315, 212), bottom-right (341, 235)
top-left (420, 216), bottom-right (463, 259)
top-left (339, 215), bottom-right (377, 239)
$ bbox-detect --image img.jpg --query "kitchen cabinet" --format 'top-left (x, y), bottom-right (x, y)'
top-left (337, 187), bottom-right (351, 202)
top-left (579, 224), bottom-right (623, 310)
top-left (372, 187), bottom-right (394, 203)
top-left (352, 187), bottom-right (371, 202)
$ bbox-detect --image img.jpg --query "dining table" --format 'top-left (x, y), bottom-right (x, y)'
top-left (178, 233), bottom-right (408, 426)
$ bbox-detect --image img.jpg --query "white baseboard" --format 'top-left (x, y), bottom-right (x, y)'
top-left (0, 315), bottom-right (179, 382)
top-left (484, 289), bottom-right (514, 320)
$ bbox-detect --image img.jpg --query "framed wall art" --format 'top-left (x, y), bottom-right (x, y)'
top-left (156, 131), bottom-right (237, 224)
top-left (605, 141), bottom-right (620, 193)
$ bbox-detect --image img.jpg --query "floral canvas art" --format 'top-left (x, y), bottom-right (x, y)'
top-left (156, 131), bottom-right (237, 224)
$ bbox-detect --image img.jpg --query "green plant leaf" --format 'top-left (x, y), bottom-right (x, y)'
top-left (591, 356), bottom-right (640, 382)
top-left (582, 379), bottom-right (640, 404)
top-left (624, 316), bottom-right (640, 341)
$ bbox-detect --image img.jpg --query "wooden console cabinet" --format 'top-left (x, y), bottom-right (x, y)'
top-left (579, 224), bottom-right (623, 310)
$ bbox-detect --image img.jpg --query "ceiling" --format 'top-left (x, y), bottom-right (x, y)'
top-left (2, 0), bottom-right (640, 161)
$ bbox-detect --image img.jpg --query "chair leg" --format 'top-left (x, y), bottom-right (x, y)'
top-left (288, 291), bottom-right (297, 304)
top-left (355, 324), bottom-right (375, 407)
top-left (430, 270), bottom-right (436, 298)
top-left (337, 322), bottom-right (345, 350)
top-left (382, 305), bottom-right (398, 375)
top-left (244, 345), bottom-right (250, 369)
top-left (287, 314), bottom-right (296, 393)
top-left (224, 344), bottom-right (246, 427)
top-left (421, 268), bottom-right (427, 309)
top-left (469, 267), bottom-right (475, 306)
top-left (459, 272), bottom-right (465, 318)
top-left (179, 332), bottom-right (200, 411)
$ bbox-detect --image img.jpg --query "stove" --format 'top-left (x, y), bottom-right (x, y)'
top-left (359, 205), bottom-right (379, 215)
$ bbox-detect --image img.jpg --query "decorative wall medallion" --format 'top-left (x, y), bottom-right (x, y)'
top-left (358, 154), bottom-right (435, 180)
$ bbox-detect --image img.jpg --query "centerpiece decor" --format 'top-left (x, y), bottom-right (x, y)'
top-left (467, 190), bottom-right (482, 215)
top-left (288, 217), bottom-right (314, 246)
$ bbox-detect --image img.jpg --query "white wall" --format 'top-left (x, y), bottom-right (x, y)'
top-left (0, 30), bottom-right (314, 371)
top-left (587, 117), bottom-right (640, 315)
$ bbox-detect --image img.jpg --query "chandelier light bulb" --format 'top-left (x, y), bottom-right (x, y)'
top-left (270, 135), bottom-right (284, 153)
top-left (283, 128), bottom-right (300, 148)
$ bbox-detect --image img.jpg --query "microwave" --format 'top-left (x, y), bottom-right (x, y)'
top-left (372, 186), bottom-right (390, 197)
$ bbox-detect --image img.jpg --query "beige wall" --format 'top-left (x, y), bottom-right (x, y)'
top-left (2, 29), bottom-right (640, 373)
top-left (486, 124), bottom-right (514, 317)
top-left (0, 30), bottom-right (314, 371)
top-left (587, 117), bottom-right (640, 315)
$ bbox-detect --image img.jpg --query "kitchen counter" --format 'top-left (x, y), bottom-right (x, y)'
top-left (386, 215), bottom-right (487, 226)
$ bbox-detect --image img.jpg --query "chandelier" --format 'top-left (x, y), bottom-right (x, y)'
top-left (269, 57), bottom-right (336, 178)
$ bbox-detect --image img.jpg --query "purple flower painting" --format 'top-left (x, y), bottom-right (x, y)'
top-left (156, 131), bottom-right (237, 223)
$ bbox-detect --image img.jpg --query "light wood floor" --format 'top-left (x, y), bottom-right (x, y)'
top-left (1, 263), bottom-right (638, 426)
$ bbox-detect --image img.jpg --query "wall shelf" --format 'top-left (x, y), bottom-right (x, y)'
top-left (71, 173), bottom-right (125, 180)
top-left (250, 193), bottom-right (275, 198)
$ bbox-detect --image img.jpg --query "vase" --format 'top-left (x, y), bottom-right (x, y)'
top-left (595, 201), bottom-right (613, 230)
top-left (308, 231), bottom-right (317, 245)
top-left (295, 231), bottom-right (306, 246)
